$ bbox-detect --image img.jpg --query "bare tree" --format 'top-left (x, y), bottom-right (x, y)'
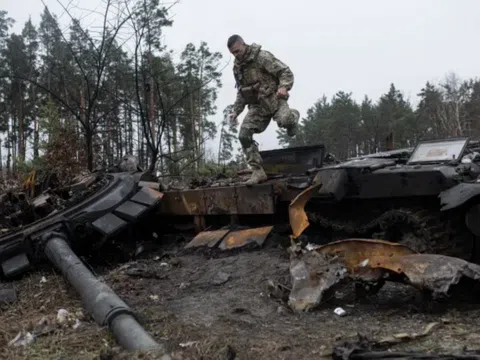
top-left (127, 1), bottom-right (228, 174)
top-left (440, 71), bottom-right (468, 136)
top-left (6, 1), bottom-right (137, 171)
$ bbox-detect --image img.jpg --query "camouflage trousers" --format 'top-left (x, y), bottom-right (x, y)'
top-left (239, 98), bottom-right (298, 170)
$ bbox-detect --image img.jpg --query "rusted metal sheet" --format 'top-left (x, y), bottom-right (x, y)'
top-left (218, 226), bottom-right (273, 250)
top-left (204, 187), bottom-right (238, 215)
top-left (235, 184), bottom-right (275, 214)
top-left (160, 189), bottom-right (206, 215)
top-left (184, 229), bottom-right (231, 249)
top-left (160, 184), bottom-right (275, 215)
top-left (288, 182), bottom-right (322, 238)
top-left (313, 238), bottom-right (417, 272)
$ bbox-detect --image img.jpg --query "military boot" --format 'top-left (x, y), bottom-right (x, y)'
top-left (244, 166), bottom-right (268, 186)
top-left (244, 143), bottom-right (268, 186)
top-left (287, 109), bottom-right (300, 137)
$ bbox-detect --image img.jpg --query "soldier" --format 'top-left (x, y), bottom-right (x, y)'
top-left (227, 34), bottom-right (300, 185)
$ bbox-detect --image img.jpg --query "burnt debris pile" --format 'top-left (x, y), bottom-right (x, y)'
top-left (0, 173), bottom-right (104, 236)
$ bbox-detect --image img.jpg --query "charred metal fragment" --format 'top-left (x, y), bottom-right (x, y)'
top-left (287, 239), bottom-right (416, 311)
top-left (218, 226), bottom-right (273, 250)
top-left (288, 182), bottom-right (322, 238)
top-left (370, 254), bottom-right (480, 299)
top-left (288, 238), bottom-right (480, 310)
top-left (288, 242), bottom-right (348, 312)
top-left (185, 229), bottom-right (231, 249)
top-left (439, 183), bottom-right (480, 211)
top-left (312, 239), bottom-right (416, 272)
top-left (1, 253), bottom-right (30, 278)
top-left (332, 326), bottom-right (480, 360)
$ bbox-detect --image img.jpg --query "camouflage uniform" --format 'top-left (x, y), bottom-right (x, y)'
top-left (232, 43), bottom-right (299, 182)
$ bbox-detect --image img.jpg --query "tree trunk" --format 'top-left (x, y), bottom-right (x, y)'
top-left (7, 119), bottom-right (11, 175)
top-left (86, 129), bottom-right (94, 171)
top-left (12, 110), bottom-right (17, 173)
top-left (18, 95), bottom-right (25, 163)
top-left (190, 93), bottom-right (197, 170)
top-left (166, 117), bottom-right (172, 173)
top-left (106, 115), bottom-right (111, 166)
top-left (137, 113), bottom-right (144, 167)
top-left (172, 115), bottom-right (178, 175)
top-left (0, 139), bottom-right (3, 170)
top-left (118, 115), bottom-right (123, 159)
top-left (218, 127), bottom-right (224, 165)
top-left (148, 53), bottom-right (155, 143)
top-left (128, 106), bottom-right (133, 154)
top-left (198, 59), bottom-right (204, 166)
top-left (32, 84), bottom-right (39, 159)
top-left (148, 149), bottom-right (157, 174)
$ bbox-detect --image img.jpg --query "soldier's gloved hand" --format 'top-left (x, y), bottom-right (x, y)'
top-left (228, 112), bottom-right (238, 126)
top-left (277, 87), bottom-right (288, 97)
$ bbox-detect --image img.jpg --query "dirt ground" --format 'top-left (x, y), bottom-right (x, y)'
top-left (2, 236), bottom-right (480, 360)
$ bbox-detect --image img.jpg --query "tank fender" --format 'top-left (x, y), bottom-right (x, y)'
top-left (439, 183), bottom-right (480, 211)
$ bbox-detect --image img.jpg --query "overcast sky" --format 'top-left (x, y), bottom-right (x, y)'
top-left (4, 0), bottom-right (480, 156)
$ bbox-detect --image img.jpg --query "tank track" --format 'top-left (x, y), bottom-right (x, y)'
top-left (306, 207), bottom-right (474, 260)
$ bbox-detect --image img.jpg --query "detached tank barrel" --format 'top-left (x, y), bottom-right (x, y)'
top-left (43, 233), bottom-right (169, 356)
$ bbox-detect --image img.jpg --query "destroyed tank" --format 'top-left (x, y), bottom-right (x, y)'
top-left (304, 137), bottom-right (480, 261)
top-left (158, 137), bottom-right (480, 262)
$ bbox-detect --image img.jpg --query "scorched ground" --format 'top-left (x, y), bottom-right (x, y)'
top-left (2, 236), bottom-right (480, 360)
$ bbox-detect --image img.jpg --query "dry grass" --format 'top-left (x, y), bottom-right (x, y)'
top-left (0, 269), bottom-right (113, 360)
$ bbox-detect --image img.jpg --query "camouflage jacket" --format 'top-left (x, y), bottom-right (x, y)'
top-left (232, 43), bottom-right (294, 115)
